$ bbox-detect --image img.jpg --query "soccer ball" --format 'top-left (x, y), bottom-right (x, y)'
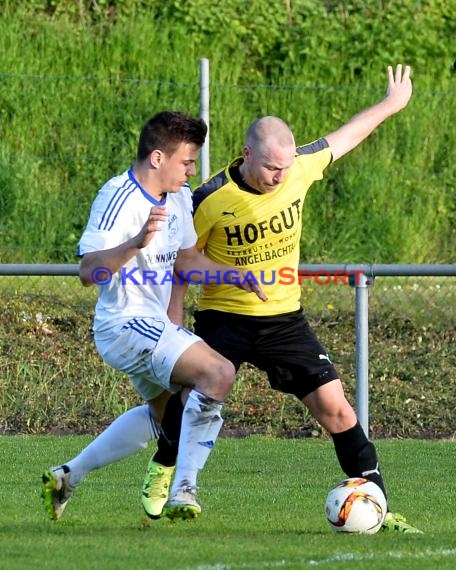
top-left (324, 478), bottom-right (387, 534)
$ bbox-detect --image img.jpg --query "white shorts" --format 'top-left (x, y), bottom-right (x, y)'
top-left (94, 317), bottom-right (202, 401)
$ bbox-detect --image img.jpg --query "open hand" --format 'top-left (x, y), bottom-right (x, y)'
top-left (386, 64), bottom-right (412, 113)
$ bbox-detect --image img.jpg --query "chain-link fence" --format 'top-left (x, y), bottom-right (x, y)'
top-left (0, 265), bottom-right (454, 438)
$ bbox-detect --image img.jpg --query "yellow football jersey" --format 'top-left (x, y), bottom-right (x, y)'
top-left (192, 138), bottom-right (332, 316)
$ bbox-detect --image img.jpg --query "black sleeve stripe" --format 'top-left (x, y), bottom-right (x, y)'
top-left (192, 169), bottom-right (229, 213)
top-left (296, 137), bottom-right (329, 155)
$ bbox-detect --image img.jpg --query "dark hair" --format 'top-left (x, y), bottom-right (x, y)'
top-left (137, 111), bottom-right (207, 161)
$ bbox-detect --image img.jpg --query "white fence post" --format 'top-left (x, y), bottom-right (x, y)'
top-left (350, 271), bottom-right (374, 436)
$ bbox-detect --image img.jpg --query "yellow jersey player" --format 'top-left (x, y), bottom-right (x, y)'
top-left (160, 64), bottom-right (421, 533)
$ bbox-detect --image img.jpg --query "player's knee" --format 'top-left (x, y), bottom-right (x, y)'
top-left (310, 399), bottom-right (356, 432)
top-left (329, 405), bottom-right (356, 431)
top-left (334, 403), bottom-right (355, 422)
top-left (203, 356), bottom-right (236, 395)
top-left (211, 357), bottom-right (235, 392)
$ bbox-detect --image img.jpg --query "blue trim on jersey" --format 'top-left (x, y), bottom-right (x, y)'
top-left (123, 318), bottom-right (164, 342)
top-left (98, 178), bottom-right (136, 231)
top-left (128, 168), bottom-right (167, 206)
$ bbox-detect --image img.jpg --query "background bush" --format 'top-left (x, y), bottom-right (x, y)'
top-left (1, 276), bottom-right (454, 437)
top-left (0, 0), bottom-right (454, 262)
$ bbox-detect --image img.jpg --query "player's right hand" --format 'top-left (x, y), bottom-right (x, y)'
top-left (136, 206), bottom-right (168, 249)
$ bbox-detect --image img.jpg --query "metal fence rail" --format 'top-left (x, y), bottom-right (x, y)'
top-left (1, 263), bottom-right (455, 436)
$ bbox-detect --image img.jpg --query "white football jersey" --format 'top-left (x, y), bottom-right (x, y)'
top-left (78, 167), bottom-right (197, 332)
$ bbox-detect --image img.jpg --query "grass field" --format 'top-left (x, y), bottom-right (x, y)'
top-left (1, 436), bottom-right (455, 570)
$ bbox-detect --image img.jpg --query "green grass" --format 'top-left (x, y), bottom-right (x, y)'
top-left (0, 436), bottom-right (455, 570)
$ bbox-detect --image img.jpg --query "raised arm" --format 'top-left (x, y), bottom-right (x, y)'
top-left (325, 64), bottom-right (412, 162)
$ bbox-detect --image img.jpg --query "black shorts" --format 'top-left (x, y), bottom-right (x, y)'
top-left (193, 308), bottom-right (339, 400)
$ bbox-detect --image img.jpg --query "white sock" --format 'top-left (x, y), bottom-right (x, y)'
top-left (64, 404), bottom-right (158, 486)
top-left (170, 389), bottom-right (223, 494)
